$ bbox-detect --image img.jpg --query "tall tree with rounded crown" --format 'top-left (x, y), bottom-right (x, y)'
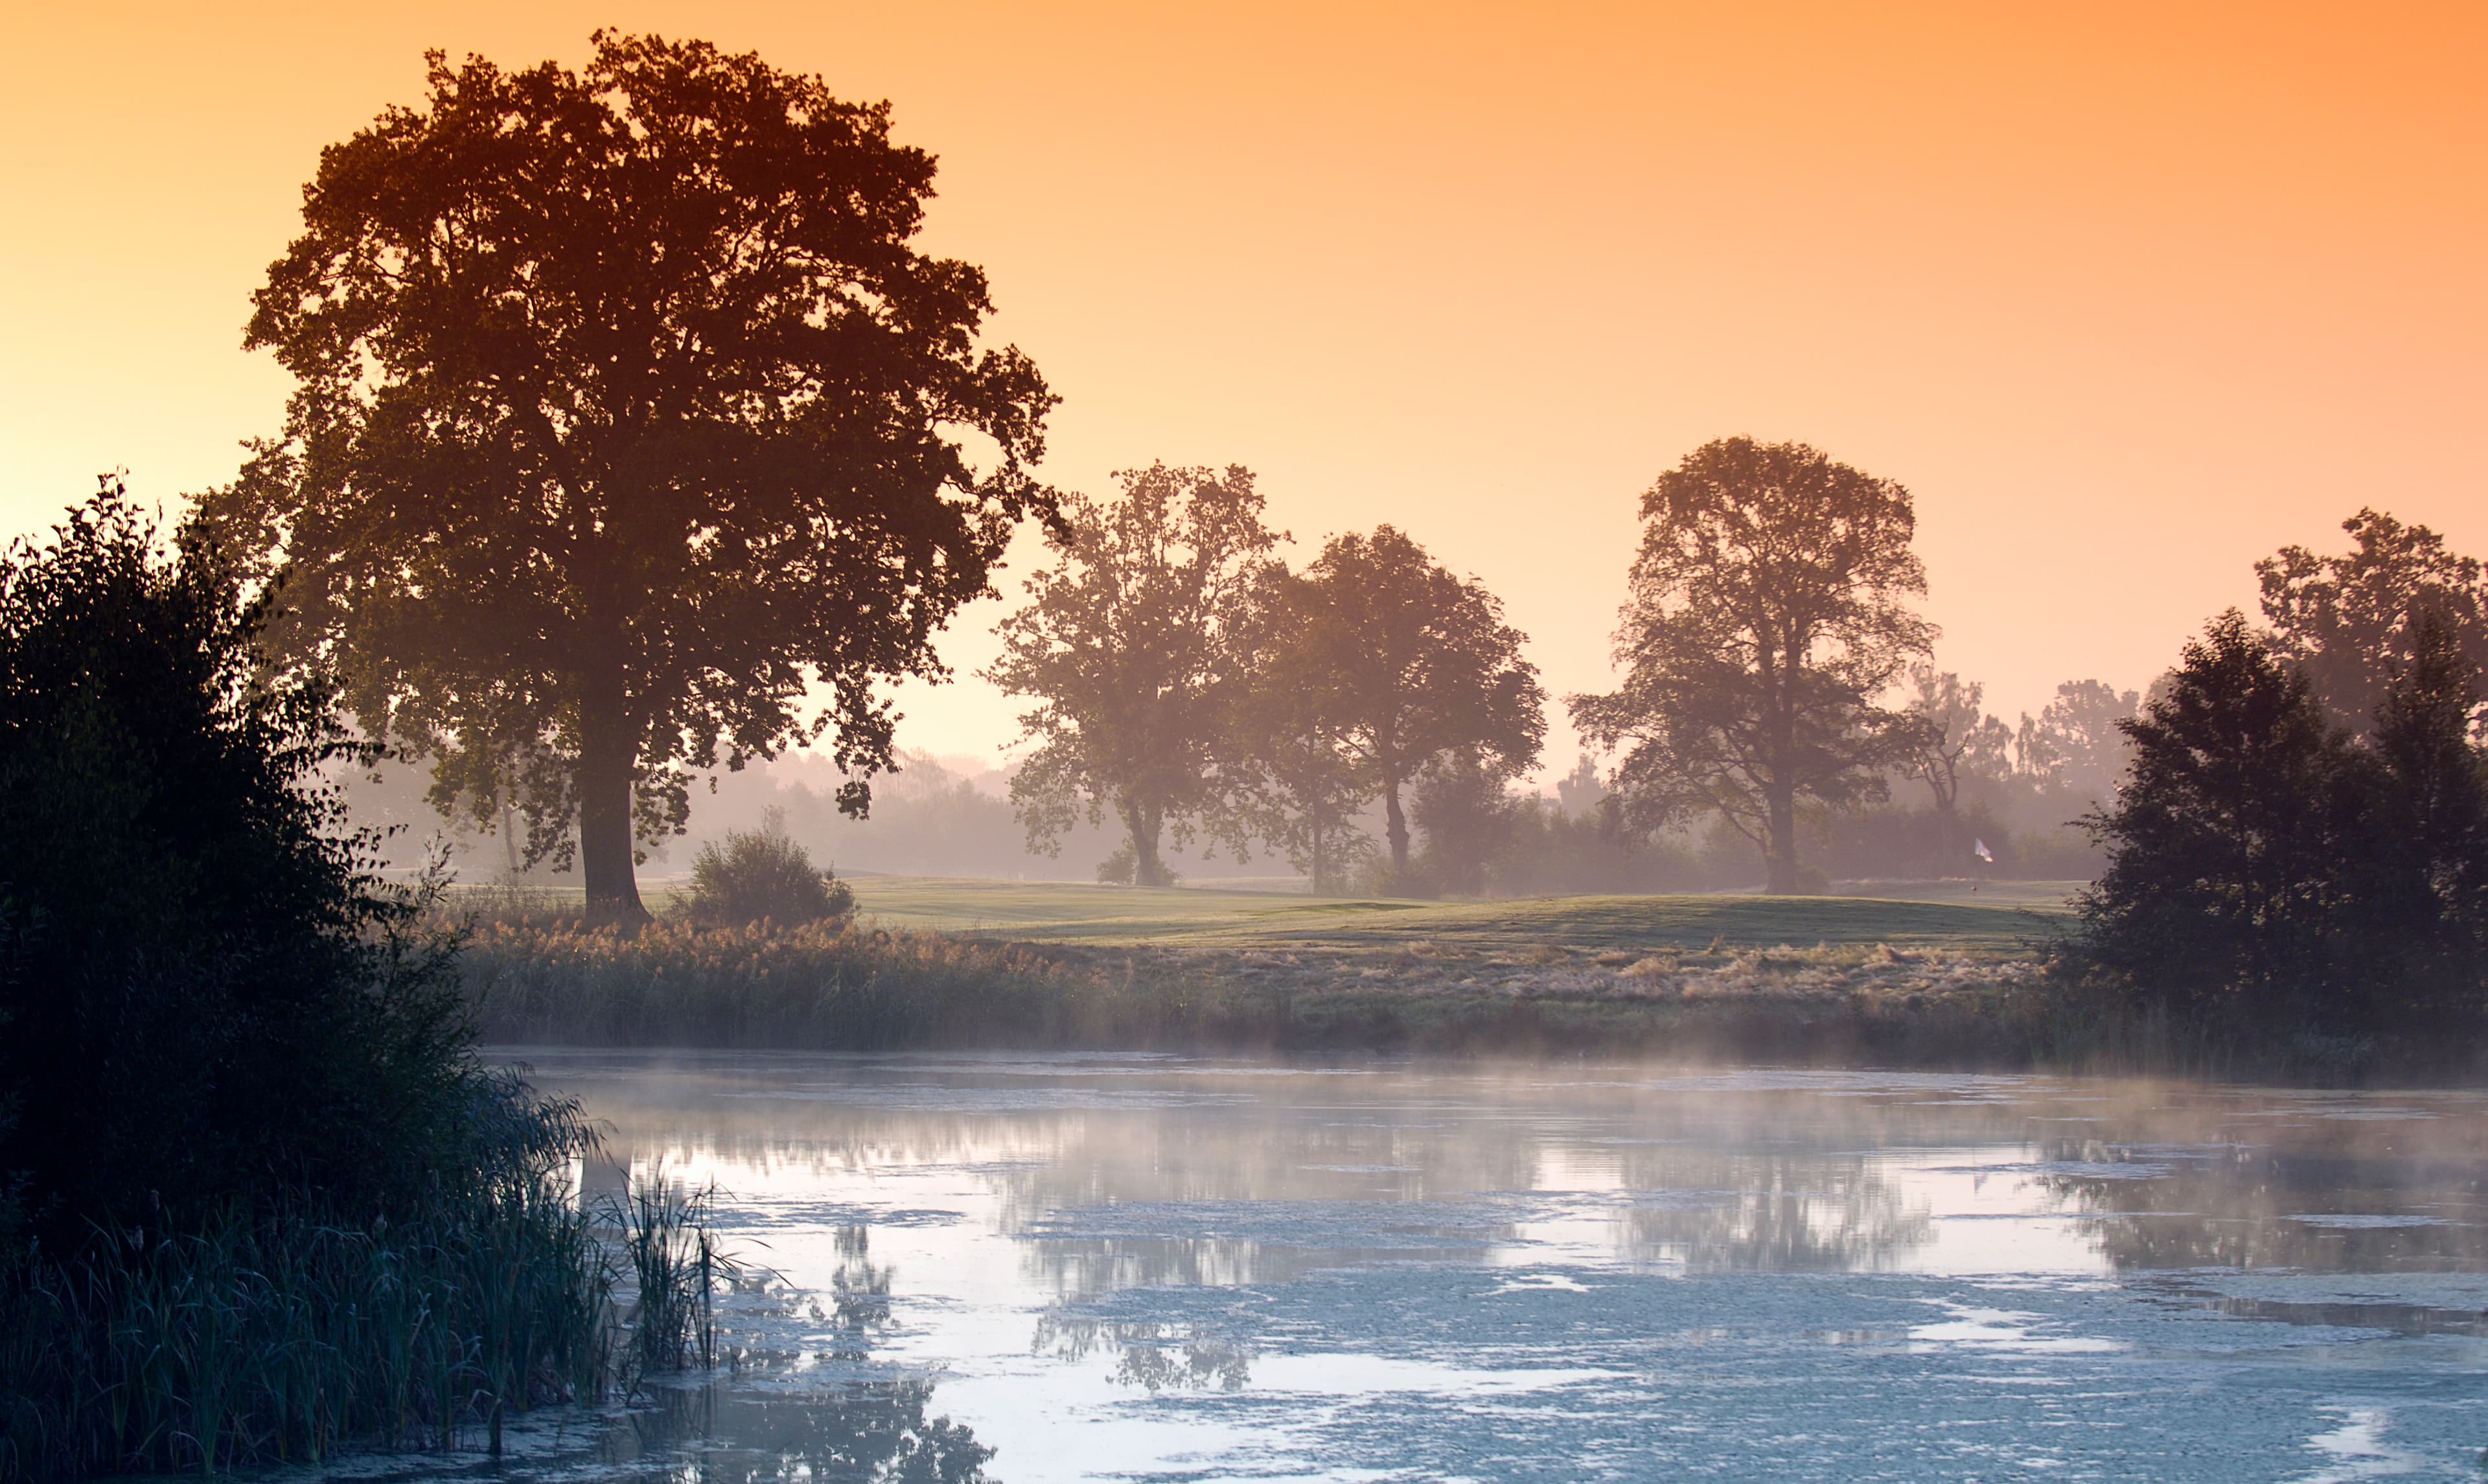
top-left (200, 33), bottom-right (1055, 923)
top-left (1283, 526), bottom-right (1545, 876)
top-left (1572, 437), bottom-right (1933, 894)
top-left (985, 464), bottom-right (1277, 888)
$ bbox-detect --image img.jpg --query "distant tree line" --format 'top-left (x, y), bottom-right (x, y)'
top-left (167, 26), bottom-right (2488, 946)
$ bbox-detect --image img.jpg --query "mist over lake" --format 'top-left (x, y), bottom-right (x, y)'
top-left (332, 1051), bottom-right (2488, 1484)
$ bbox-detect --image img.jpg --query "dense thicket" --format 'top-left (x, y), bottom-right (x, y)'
top-left (0, 487), bottom-right (603, 1481)
top-left (0, 488), bottom-right (529, 1237)
top-left (2077, 610), bottom-right (2488, 1046)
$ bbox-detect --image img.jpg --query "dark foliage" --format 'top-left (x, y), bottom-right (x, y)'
top-left (2340, 611), bottom-right (2488, 1020)
top-left (0, 486), bottom-right (512, 1241)
top-left (683, 810), bottom-right (856, 926)
top-left (2076, 610), bottom-right (2488, 1042)
top-left (0, 486), bottom-right (611, 1483)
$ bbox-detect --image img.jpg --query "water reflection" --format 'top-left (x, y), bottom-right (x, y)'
top-left (1030, 1314), bottom-right (1253, 1392)
top-left (548, 1054), bottom-right (2488, 1291)
top-left (487, 1055), bottom-right (2488, 1484)
top-left (601, 1380), bottom-right (994, 1484)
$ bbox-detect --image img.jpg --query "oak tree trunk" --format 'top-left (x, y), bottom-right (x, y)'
top-left (1123, 801), bottom-right (1168, 888)
top-left (1763, 785), bottom-right (1801, 895)
top-left (577, 659), bottom-right (649, 926)
top-left (1383, 778), bottom-right (1411, 874)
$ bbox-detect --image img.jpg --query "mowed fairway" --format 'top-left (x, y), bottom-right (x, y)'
top-left (847, 876), bottom-right (2077, 957)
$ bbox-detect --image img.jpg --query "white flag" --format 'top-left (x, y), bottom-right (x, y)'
top-left (1973, 838), bottom-right (1994, 863)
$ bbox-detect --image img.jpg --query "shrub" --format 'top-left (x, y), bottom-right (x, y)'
top-left (682, 808), bottom-right (855, 926)
top-left (0, 486), bottom-right (614, 1481)
top-left (0, 486), bottom-right (510, 1239)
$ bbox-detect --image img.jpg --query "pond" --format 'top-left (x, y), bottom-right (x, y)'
top-left (404, 1054), bottom-right (2488, 1481)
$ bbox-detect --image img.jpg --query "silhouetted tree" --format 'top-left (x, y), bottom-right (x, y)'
top-left (1572, 437), bottom-right (1934, 894)
top-left (1227, 562), bottom-right (1374, 893)
top-left (200, 34), bottom-right (1055, 923)
top-left (2014, 679), bottom-right (2140, 802)
top-left (2258, 508), bottom-right (2488, 737)
top-left (2076, 612), bottom-right (2358, 1023)
top-left (1278, 526), bottom-right (1545, 875)
top-left (2344, 610), bottom-right (2488, 1018)
top-left (1902, 665), bottom-right (2010, 862)
top-left (985, 464), bottom-right (1276, 887)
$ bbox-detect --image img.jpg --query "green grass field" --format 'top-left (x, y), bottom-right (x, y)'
top-left (838, 876), bottom-right (2077, 956)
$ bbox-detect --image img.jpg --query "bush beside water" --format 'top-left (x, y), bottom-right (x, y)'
top-left (0, 491), bottom-right (647, 1483)
top-left (682, 809), bottom-right (855, 928)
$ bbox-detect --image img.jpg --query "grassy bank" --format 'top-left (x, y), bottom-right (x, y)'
top-left (456, 887), bottom-right (2165, 1067)
top-left (459, 884), bottom-right (2486, 1078)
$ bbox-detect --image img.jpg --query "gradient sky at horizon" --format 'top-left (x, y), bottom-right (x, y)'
top-left (5, 1), bottom-right (2482, 783)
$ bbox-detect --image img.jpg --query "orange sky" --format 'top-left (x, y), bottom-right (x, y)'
top-left (5, 1), bottom-right (2483, 783)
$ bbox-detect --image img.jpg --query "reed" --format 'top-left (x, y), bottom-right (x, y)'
top-left (0, 1184), bottom-right (608, 1481)
top-left (611, 1179), bottom-right (732, 1376)
top-left (462, 917), bottom-right (1148, 1048)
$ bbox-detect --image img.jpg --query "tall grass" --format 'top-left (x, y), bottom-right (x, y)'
top-left (463, 918), bottom-right (1147, 1047)
top-left (613, 1180), bottom-right (731, 1376)
top-left (0, 1188), bottom-right (606, 1480)
top-left (0, 1160), bottom-right (754, 1483)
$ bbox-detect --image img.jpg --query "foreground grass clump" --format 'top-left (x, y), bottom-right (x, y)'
top-left (0, 1121), bottom-right (606, 1478)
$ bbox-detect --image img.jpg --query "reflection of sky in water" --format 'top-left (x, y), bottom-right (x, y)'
top-left (312, 1055), bottom-right (2488, 1482)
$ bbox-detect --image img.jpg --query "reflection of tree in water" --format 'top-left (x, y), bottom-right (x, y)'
top-left (2036, 1141), bottom-right (2488, 1273)
top-left (604, 1379), bottom-right (995, 1484)
top-left (1030, 1312), bottom-right (1252, 1392)
top-left (817, 1224), bottom-right (894, 1359)
top-left (1606, 1151), bottom-right (1934, 1272)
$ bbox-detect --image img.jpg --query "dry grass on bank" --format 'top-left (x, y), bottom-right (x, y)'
top-left (455, 906), bottom-right (2197, 1071)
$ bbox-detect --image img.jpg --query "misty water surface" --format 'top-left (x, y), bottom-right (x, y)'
top-left (319, 1054), bottom-right (2488, 1482)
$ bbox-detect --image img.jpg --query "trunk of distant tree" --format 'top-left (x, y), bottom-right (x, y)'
top-left (1762, 784), bottom-right (1801, 895)
top-left (1123, 800), bottom-right (1168, 888)
top-left (577, 654), bottom-right (649, 926)
top-left (500, 799), bottom-right (523, 882)
top-left (1383, 777), bottom-right (1411, 875)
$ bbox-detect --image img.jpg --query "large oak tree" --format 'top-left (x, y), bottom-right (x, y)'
top-left (200, 34), bottom-right (1054, 922)
top-left (1571, 437), bottom-right (1933, 894)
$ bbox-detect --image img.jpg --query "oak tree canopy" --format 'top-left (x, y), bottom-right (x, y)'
top-left (201, 32), bottom-right (1055, 922)
top-left (1572, 437), bottom-right (1933, 894)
